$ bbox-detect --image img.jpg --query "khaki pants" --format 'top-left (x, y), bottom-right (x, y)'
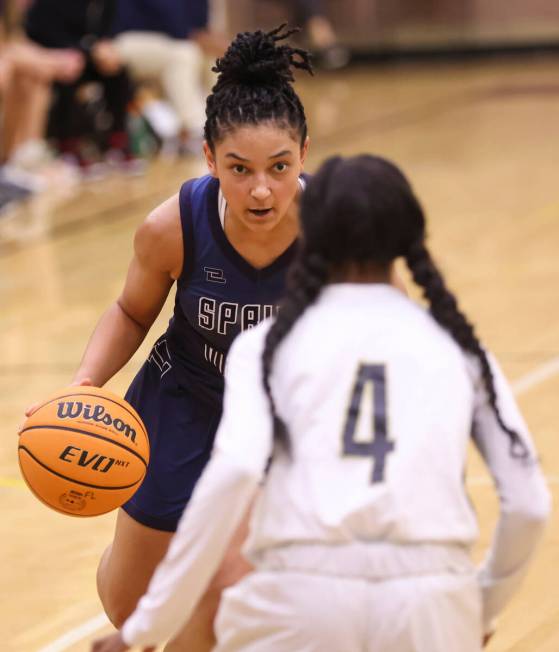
top-left (113, 32), bottom-right (207, 134)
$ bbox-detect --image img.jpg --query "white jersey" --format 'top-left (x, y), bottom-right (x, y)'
top-left (245, 284), bottom-right (487, 552)
top-left (229, 285), bottom-right (547, 553)
top-left (122, 284), bottom-right (550, 648)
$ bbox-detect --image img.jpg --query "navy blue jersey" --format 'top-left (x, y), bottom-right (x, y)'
top-left (165, 175), bottom-right (300, 406)
top-left (123, 173), bottom-right (306, 530)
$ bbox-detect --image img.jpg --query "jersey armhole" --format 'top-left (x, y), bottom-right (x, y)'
top-left (178, 179), bottom-right (196, 283)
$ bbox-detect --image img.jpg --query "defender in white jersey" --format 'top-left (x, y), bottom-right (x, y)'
top-left (93, 155), bottom-right (551, 652)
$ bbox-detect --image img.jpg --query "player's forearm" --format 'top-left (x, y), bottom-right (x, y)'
top-left (73, 301), bottom-right (151, 386)
top-left (478, 492), bottom-right (550, 630)
top-left (121, 452), bottom-right (258, 647)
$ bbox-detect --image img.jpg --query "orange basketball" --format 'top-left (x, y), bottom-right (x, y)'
top-left (18, 385), bottom-right (149, 517)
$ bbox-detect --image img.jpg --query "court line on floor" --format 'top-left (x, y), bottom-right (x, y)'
top-left (468, 475), bottom-right (559, 486)
top-left (512, 354), bottom-right (559, 395)
top-left (34, 353), bottom-right (559, 651)
top-left (36, 614), bottom-right (109, 652)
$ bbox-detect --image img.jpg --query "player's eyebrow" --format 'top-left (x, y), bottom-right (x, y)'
top-left (225, 150), bottom-right (293, 161)
top-left (225, 152), bottom-right (249, 161)
top-left (269, 150), bottom-right (292, 158)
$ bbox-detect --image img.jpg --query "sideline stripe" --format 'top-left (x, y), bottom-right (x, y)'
top-left (512, 355), bottom-right (559, 395)
top-left (468, 475), bottom-right (559, 486)
top-left (31, 353), bottom-right (559, 651)
top-left (36, 613), bottom-right (110, 652)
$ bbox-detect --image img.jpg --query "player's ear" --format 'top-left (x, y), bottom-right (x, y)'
top-left (203, 142), bottom-right (218, 177)
top-left (300, 136), bottom-right (310, 167)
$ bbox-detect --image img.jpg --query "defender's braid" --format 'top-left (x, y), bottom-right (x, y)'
top-left (262, 252), bottom-right (329, 448)
top-left (405, 242), bottom-right (529, 458)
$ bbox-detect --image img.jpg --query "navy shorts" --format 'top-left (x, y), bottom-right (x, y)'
top-left (122, 337), bottom-right (222, 532)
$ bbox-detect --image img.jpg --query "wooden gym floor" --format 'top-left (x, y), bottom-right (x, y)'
top-left (1, 56), bottom-right (558, 651)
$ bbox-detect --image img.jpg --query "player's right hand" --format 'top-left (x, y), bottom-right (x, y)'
top-left (91, 631), bottom-right (155, 652)
top-left (19, 378), bottom-right (93, 433)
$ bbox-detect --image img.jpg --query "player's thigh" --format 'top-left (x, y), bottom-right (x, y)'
top-left (409, 573), bottom-right (482, 652)
top-left (367, 573), bottom-right (482, 652)
top-left (122, 340), bottom-right (221, 533)
top-left (215, 571), bottom-right (364, 652)
top-left (97, 508), bottom-right (173, 622)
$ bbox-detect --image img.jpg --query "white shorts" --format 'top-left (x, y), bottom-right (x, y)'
top-left (215, 544), bottom-right (482, 652)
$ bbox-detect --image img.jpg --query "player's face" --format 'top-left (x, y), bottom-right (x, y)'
top-left (204, 123), bottom-right (309, 233)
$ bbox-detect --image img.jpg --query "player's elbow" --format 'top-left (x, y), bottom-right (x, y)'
top-left (528, 485), bottom-right (552, 524)
top-left (226, 458), bottom-right (262, 492)
top-left (505, 482), bottom-right (552, 526)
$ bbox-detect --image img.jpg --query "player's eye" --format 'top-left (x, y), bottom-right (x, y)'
top-left (273, 162), bottom-right (288, 173)
top-left (232, 164), bottom-right (247, 175)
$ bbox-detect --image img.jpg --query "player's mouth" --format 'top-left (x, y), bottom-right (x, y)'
top-left (248, 208), bottom-right (273, 218)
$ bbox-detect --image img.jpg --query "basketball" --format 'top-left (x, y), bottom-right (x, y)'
top-left (18, 386), bottom-right (150, 517)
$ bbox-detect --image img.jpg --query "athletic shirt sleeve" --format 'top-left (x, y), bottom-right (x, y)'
top-left (120, 326), bottom-right (273, 647)
top-left (469, 353), bottom-right (551, 632)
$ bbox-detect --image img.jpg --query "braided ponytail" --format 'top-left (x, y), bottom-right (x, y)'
top-left (405, 241), bottom-right (529, 459)
top-left (260, 153), bottom-right (527, 460)
top-left (261, 157), bottom-right (342, 450)
top-left (262, 251), bottom-right (329, 449)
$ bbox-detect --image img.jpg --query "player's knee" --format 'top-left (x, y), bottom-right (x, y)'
top-left (106, 605), bottom-right (129, 629)
top-left (96, 547), bottom-right (135, 628)
top-left (98, 586), bottom-right (135, 629)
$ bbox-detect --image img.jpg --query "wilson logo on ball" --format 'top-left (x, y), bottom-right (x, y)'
top-left (59, 445), bottom-right (130, 473)
top-left (56, 401), bottom-right (137, 442)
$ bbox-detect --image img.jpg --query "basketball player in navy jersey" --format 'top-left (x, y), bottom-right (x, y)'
top-left (92, 155), bottom-right (550, 652)
top-left (24, 25), bottom-right (318, 652)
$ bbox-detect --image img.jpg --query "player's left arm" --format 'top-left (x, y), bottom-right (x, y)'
top-left (470, 353), bottom-right (551, 636)
top-left (93, 328), bottom-right (274, 650)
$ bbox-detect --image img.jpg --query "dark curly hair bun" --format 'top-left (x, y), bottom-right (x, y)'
top-left (213, 24), bottom-right (313, 90)
top-left (205, 24), bottom-right (312, 148)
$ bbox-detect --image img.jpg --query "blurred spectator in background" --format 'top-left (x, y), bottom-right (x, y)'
top-left (0, 0), bottom-right (83, 206)
top-left (24, 0), bottom-right (138, 174)
top-left (109, 0), bottom-right (228, 153)
top-left (274, 0), bottom-right (349, 69)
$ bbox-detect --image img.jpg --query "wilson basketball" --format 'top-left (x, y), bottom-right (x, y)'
top-left (18, 386), bottom-right (149, 517)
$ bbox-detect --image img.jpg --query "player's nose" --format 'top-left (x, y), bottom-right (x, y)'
top-left (250, 182), bottom-right (272, 201)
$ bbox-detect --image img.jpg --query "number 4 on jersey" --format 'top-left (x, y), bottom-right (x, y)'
top-left (342, 364), bottom-right (394, 483)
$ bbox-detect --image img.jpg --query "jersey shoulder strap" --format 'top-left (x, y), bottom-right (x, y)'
top-left (178, 178), bottom-right (196, 282)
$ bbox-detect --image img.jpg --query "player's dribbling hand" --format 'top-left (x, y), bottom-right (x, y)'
top-left (19, 378), bottom-right (93, 434)
top-left (91, 631), bottom-right (155, 652)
